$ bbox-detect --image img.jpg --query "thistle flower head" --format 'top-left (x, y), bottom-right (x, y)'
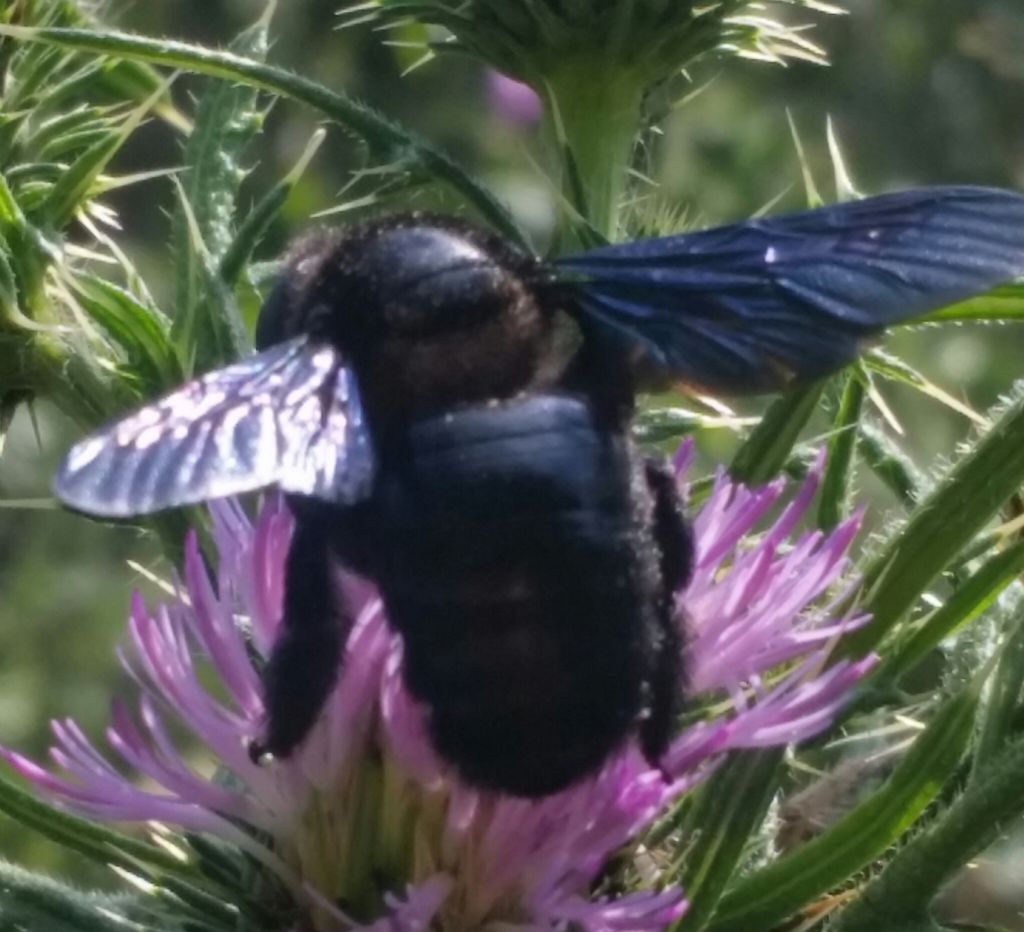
top-left (4, 448), bottom-right (873, 930)
top-left (0, 1), bottom-right (188, 439)
top-left (348, 1), bottom-right (842, 240)
top-left (358, 0), bottom-right (840, 87)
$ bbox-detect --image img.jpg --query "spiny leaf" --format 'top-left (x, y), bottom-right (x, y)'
top-left (857, 423), bottom-right (922, 508)
top-left (0, 767), bottom-right (184, 876)
top-left (172, 180), bottom-right (249, 372)
top-left (707, 682), bottom-right (979, 932)
top-left (0, 860), bottom-right (147, 932)
top-left (0, 24), bottom-right (527, 247)
top-left (818, 371), bottom-right (864, 530)
top-left (730, 379), bottom-right (827, 485)
top-left (831, 729), bottom-right (1024, 931)
top-left (219, 128), bottom-right (326, 288)
top-left (669, 749), bottom-right (785, 931)
top-left (0, 389), bottom-right (30, 457)
top-left (921, 282), bottom-right (1024, 323)
top-left (74, 275), bottom-right (181, 395)
top-left (875, 538), bottom-right (1024, 684)
top-left (973, 594), bottom-right (1024, 774)
top-left (865, 351), bottom-right (984, 426)
top-left (0, 767), bottom-right (284, 929)
top-left (37, 75), bottom-right (174, 230)
top-left (844, 384), bottom-right (1024, 657)
top-left (172, 7), bottom-right (270, 371)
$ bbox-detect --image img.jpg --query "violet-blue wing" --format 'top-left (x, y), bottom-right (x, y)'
top-left (554, 186), bottom-right (1024, 392)
top-left (53, 336), bottom-right (376, 516)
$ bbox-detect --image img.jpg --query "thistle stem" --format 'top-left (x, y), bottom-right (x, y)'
top-left (542, 57), bottom-right (644, 245)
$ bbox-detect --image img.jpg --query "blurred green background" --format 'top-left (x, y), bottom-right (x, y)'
top-left (1, 0), bottom-right (1023, 919)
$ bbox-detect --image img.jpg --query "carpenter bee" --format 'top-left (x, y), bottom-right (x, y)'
top-left (54, 187), bottom-right (1024, 797)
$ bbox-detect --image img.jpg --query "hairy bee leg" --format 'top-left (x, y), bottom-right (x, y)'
top-left (249, 506), bottom-right (351, 762)
top-left (639, 457), bottom-right (694, 765)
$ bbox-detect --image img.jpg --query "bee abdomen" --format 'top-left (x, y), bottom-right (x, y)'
top-left (400, 592), bottom-right (648, 796)
top-left (372, 394), bottom-right (660, 796)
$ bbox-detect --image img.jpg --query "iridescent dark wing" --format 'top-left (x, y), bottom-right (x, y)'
top-left (53, 337), bottom-right (375, 516)
top-left (554, 186), bottom-right (1024, 392)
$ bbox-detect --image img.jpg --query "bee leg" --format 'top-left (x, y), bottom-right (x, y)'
top-left (639, 457), bottom-right (694, 769)
top-left (249, 504), bottom-right (351, 762)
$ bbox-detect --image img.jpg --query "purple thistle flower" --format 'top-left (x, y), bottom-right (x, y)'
top-left (486, 70), bottom-right (541, 126)
top-left (3, 447), bottom-right (874, 931)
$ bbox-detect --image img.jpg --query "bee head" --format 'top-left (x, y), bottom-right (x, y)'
top-left (259, 217), bottom-right (541, 344)
top-left (349, 224), bottom-right (514, 338)
top-left (258, 215), bottom-right (562, 422)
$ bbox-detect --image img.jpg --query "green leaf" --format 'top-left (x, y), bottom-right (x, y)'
top-left (26, 59), bottom-right (108, 115)
top-left (32, 101), bottom-right (116, 158)
top-left (97, 60), bottom-right (189, 134)
top-left (921, 282), bottom-right (1024, 323)
top-left (36, 76), bottom-right (171, 230)
top-left (0, 234), bottom-right (19, 318)
top-left (973, 595), bottom-right (1024, 774)
top-left (633, 403), bottom-right (757, 447)
top-left (34, 89), bottom-right (166, 231)
top-left (876, 538), bottom-right (1024, 684)
top-left (865, 351), bottom-right (983, 425)
top-left (857, 423), bottom-right (922, 508)
top-left (831, 729), bottom-right (1024, 931)
top-left (74, 275), bottom-right (181, 396)
top-left (0, 768), bottom-right (286, 929)
top-left (669, 749), bottom-right (785, 932)
top-left (219, 129), bottom-right (326, 289)
top-left (818, 371), bottom-right (864, 529)
top-left (0, 169), bottom-right (28, 236)
top-left (0, 24), bottom-right (527, 248)
top-left (0, 859), bottom-right (146, 932)
top-left (729, 379), bottom-right (827, 485)
top-left (706, 683), bottom-right (979, 932)
top-left (0, 389), bottom-right (29, 457)
top-left (172, 8), bottom-right (269, 372)
top-left (3, 43), bottom-right (66, 108)
top-left (0, 768), bottom-right (182, 877)
top-left (172, 181), bottom-right (249, 371)
top-left (844, 385), bottom-right (1024, 657)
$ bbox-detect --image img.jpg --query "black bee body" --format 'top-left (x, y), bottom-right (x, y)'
top-left (308, 398), bottom-right (686, 795)
top-left (54, 187), bottom-right (1024, 796)
top-left (254, 216), bottom-right (689, 796)
top-left (378, 402), bottom-right (672, 796)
